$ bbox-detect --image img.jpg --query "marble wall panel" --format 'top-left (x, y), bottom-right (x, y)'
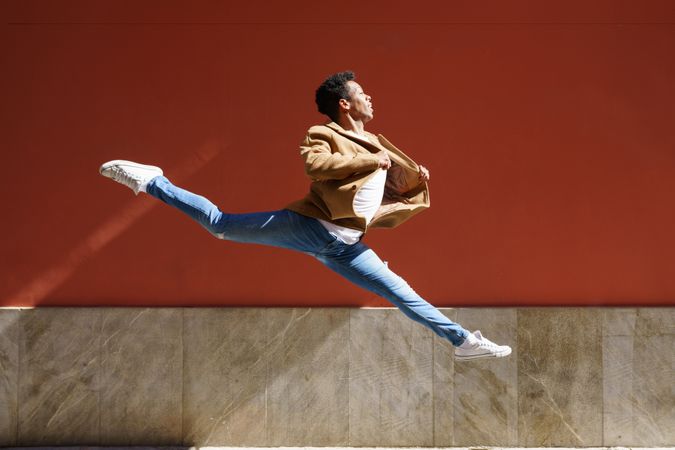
top-left (635, 307), bottom-right (675, 335)
top-left (603, 308), bottom-right (675, 446)
top-left (603, 331), bottom-right (635, 444)
top-left (265, 308), bottom-right (349, 446)
top-left (2, 306), bottom-right (672, 447)
top-left (432, 308), bottom-right (457, 447)
top-left (99, 308), bottom-right (182, 445)
top-left (603, 308), bottom-right (637, 445)
top-left (603, 308), bottom-right (637, 336)
top-left (349, 309), bottom-right (433, 447)
top-left (632, 332), bottom-right (675, 446)
top-left (182, 308), bottom-right (267, 446)
top-left (0, 310), bottom-right (20, 445)
top-left (17, 308), bottom-right (100, 445)
top-left (518, 308), bottom-right (603, 447)
top-left (453, 308), bottom-right (518, 446)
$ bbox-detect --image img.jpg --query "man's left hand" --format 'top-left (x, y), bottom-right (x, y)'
top-left (418, 165), bottom-right (430, 182)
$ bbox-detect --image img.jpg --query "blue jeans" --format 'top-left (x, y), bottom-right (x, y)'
top-left (146, 176), bottom-right (469, 346)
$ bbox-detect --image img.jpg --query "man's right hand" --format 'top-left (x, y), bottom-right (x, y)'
top-left (376, 151), bottom-right (392, 170)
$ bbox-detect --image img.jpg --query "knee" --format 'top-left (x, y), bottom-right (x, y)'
top-left (202, 210), bottom-right (226, 237)
top-left (210, 230), bottom-right (226, 240)
top-left (386, 274), bottom-right (414, 296)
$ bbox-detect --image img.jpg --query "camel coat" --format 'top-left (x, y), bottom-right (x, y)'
top-left (286, 122), bottom-right (430, 233)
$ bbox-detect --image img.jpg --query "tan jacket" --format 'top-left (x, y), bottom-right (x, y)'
top-left (286, 122), bottom-right (430, 233)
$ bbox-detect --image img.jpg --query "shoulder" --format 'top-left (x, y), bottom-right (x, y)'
top-left (302, 124), bottom-right (340, 147)
top-left (306, 124), bottom-right (336, 138)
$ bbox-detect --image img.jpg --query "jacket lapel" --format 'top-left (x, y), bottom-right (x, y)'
top-left (324, 122), bottom-right (387, 153)
top-left (376, 134), bottom-right (418, 171)
top-left (323, 122), bottom-right (417, 171)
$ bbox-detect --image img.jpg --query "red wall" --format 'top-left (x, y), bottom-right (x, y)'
top-left (2, 1), bottom-right (675, 307)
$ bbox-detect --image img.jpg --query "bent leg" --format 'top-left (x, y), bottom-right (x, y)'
top-left (317, 242), bottom-right (469, 346)
top-left (145, 176), bottom-right (331, 253)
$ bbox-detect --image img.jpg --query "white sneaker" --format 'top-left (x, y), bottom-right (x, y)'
top-left (99, 160), bottom-right (163, 195)
top-left (455, 330), bottom-right (512, 361)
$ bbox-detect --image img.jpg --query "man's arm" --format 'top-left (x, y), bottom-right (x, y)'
top-left (300, 131), bottom-right (387, 180)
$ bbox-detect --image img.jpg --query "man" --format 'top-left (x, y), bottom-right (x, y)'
top-left (100, 71), bottom-right (510, 360)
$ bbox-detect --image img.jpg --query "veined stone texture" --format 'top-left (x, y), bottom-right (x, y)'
top-left (99, 308), bottom-right (183, 445)
top-left (349, 308), bottom-right (434, 447)
top-left (603, 308), bottom-right (675, 446)
top-left (432, 308), bottom-right (457, 447)
top-left (17, 308), bottom-right (100, 445)
top-left (0, 306), bottom-right (672, 447)
top-left (517, 308), bottom-right (603, 447)
top-left (0, 309), bottom-right (19, 446)
top-left (183, 308), bottom-right (268, 446)
top-left (453, 308), bottom-right (518, 446)
top-left (265, 308), bottom-right (349, 446)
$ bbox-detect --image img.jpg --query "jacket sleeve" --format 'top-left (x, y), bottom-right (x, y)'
top-left (300, 131), bottom-right (380, 180)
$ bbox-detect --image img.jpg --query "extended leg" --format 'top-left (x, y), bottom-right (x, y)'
top-left (145, 176), bottom-right (336, 252)
top-left (316, 241), bottom-right (469, 346)
top-left (100, 160), bottom-right (339, 253)
top-left (317, 241), bottom-right (512, 359)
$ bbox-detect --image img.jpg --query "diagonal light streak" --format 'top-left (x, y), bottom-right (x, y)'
top-left (3, 140), bottom-right (222, 306)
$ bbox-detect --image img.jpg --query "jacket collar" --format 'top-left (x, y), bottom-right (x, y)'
top-left (324, 122), bottom-right (386, 151)
top-left (324, 122), bottom-right (418, 171)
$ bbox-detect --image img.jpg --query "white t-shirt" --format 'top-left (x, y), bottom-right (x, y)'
top-left (318, 131), bottom-right (387, 244)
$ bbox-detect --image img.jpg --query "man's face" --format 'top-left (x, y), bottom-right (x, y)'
top-left (344, 81), bottom-right (374, 122)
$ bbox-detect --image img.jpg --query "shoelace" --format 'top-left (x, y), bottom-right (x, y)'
top-left (111, 167), bottom-right (142, 186)
top-left (476, 337), bottom-right (500, 350)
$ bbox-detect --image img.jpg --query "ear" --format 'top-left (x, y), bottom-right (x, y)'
top-left (338, 98), bottom-right (350, 111)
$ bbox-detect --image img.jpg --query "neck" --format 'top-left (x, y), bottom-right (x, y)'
top-left (336, 114), bottom-right (366, 136)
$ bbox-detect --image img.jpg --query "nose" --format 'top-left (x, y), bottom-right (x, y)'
top-left (366, 94), bottom-right (372, 102)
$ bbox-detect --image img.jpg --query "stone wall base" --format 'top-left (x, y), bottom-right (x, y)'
top-left (0, 307), bottom-right (673, 446)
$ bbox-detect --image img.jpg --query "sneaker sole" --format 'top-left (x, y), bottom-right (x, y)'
top-left (455, 347), bottom-right (512, 361)
top-left (99, 160), bottom-right (163, 176)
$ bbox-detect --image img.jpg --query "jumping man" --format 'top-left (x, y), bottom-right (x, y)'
top-left (100, 71), bottom-right (511, 361)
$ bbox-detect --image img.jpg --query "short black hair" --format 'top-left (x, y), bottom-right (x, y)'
top-left (315, 71), bottom-right (356, 122)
